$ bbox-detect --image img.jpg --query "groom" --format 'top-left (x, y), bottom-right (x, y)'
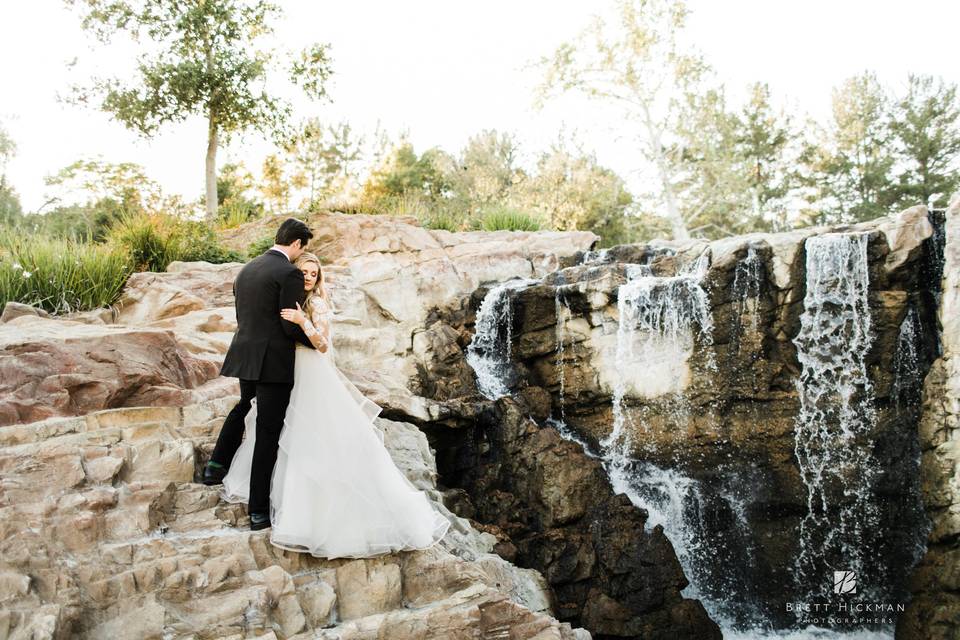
top-left (203, 217), bottom-right (316, 531)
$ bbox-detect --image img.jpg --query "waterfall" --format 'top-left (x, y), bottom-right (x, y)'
top-left (891, 307), bottom-right (920, 413)
top-left (621, 463), bottom-right (763, 629)
top-left (600, 254), bottom-right (714, 466)
top-left (555, 284), bottom-right (571, 423)
top-left (890, 306), bottom-right (933, 573)
top-left (466, 278), bottom-right (537, 400)
top-left (732, 244), bottom-right (764, 345)
top-left (550, 241), bottom-right (901, 637)
top-left (791, 233), bottom-right (881, 598)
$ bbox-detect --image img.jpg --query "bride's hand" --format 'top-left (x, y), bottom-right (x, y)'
top-left (280, 301), bottom-right (307, 326)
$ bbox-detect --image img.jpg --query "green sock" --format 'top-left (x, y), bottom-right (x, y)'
top-left (207, 460), bottom-right (225, 469)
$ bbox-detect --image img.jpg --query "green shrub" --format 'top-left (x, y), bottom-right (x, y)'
top-left (420, 208), bottom-right (462, 232)
top-left (107, 212), bottom-right (241, 271)
top-left (177, 221), bottom-right (244, 263)
top-left (246, 234), bottom-right (275, 259)
top-left (0, 229), bottom-right (132, 314)
top-left (106, 213), bottom-right (179, 272)
top-left (377, 191), bottom-right (432, 218)
top-left (218, 197), bottom-right (264, 229)
top-left (477, 205), bottom-right (542, 232)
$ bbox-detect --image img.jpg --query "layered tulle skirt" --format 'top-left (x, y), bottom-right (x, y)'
top-left (220, 344), bottom-right (450, 558)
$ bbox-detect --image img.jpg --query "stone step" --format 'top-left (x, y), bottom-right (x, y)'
top-left (0, 399), bottom-right (581, 639)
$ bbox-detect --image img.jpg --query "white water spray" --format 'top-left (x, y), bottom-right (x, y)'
top-left (466, 278), bottom-right (537, 399)
top-left (791, 233), bottom-right (880, 595)
top-left (600, 254), bottom-right (714, 467)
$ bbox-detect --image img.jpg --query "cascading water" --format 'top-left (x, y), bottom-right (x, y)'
top-left (466, 236), bottom-right (927, 640)
top-left (891, 307), bottom-right (920, 413)
top-left (889, 306), bottom-right (933, 574)
top-left (555, 283), bottom-right (572, 424)
top-left (622, 462), bottom-right (765, 629)
top-left (791, 233), bottom-right (881, 601)
top-left (732, 244), bottom-right (764, 345)
top-left (587, 255), bottom-right (764, 627)
top-left (466, 278), bottom-right (537, 400)
top-left (600, 254), bottom-right (713, 469)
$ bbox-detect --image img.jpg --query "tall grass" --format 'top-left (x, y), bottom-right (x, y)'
top-left (107, 213), bottom-right (181, 272)
top-left (0, 229), bottom-right (132, 314)
top-left (477, 205), bottom-right (542, 232)
top-left (421, 210), bottom-right (461, 231)
top-left (0, 211), bottom-right (243, 315)
top-left (107, 212), bottom-right (242, 272)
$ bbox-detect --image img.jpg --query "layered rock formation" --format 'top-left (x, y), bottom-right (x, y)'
top-left (6, 205), bottom-right (952, 638)
top-left (431, 397), bottom-right (721, 639)
top-left (0, 399), bottom-right (586, 639)
top-left (898, 197), bottom-right (960, 640)
top-left (0, 214), bottom-right (606, 638)
top-left (415, 206), bottom-right (946, 633)
top-left (0, 317), bottom-right (233, 426)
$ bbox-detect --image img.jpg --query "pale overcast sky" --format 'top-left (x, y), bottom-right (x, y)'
top-left (1, 0), bottom-right (958, 211)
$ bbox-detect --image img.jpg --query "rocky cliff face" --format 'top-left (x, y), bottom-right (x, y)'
top-left (3, 206), bottom-right (954, 639)
top-left (0, 399), bottom-right (588, 639)
top-left (898, 197), bottom-right (960, 640)
top-left (413, 205), bottom-right (948, 635)
top-left (0, 213), bottom-right (605, 639)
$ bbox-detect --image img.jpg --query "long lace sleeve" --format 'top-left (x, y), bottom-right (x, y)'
top-left (302, 298), bottom-right (332, 352)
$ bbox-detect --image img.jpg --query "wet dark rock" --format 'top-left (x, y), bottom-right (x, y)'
top-left (432, 396), bottom-right (721, 639)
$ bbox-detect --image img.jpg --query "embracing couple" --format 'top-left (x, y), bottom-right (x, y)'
top-left (202, 218), bottom-right (450, 559)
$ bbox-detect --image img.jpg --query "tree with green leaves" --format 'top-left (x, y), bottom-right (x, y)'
top-left (37, 158), bottom-right (168, 240)
top-left (805, 72), bottom-right (895, 223)
top-left (0, 123), bottom-right (22, 228)
top-left (535, 0), bottom-right (707, 240)
top-left (889, 74), bottom-right (960, 209)
top-left (217, 162), bottom-right (264, 225)
top-left (445, 130), bottom-right (522, 214)
top-left (285, 118), bottom-right (365, 208)
top-left (734, 83), bottom-right (799, 229)
top-left (512, 140), bottom-right (633, 244)
top-left (360, 139), bottom-right (450, 206)
top-left (260, 153), bottom-right (294, 214)
top-left (65, 0), bottom-right (333, 221)
top-left (670, 85), bottom-right (756, 237)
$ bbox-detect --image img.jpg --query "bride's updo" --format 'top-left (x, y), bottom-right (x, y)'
top-left (294, 251), bottom-right (332, 314)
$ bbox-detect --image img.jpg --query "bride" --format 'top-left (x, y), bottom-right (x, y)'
top-left (220, 251), bottom-right (450, 558)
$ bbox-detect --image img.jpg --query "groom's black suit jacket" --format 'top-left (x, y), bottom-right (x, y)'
top-left (220, 249), bottom-right (315, 384)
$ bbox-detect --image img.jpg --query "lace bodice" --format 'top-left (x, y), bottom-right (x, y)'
top-left (299, 296), bottom-right (334, 357)
top-left (308, 296), bottom-right (333, 325)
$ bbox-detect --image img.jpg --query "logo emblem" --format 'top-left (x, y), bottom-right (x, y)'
top-left (834, 571), bottom-right (857, 594)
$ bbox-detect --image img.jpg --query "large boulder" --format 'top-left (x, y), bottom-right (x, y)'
top-left (0, 317), bottom-right (233, 426)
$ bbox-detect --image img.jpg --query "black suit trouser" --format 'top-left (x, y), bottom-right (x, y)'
top-left (210, 379), bottom-right (293, 515)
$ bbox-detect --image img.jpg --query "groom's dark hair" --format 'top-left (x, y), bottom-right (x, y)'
top-left (275, 218), bottom-right (313, 248)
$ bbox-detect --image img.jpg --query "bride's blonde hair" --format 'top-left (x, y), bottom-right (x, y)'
top-left (294, 252), bottom-right (331, 312)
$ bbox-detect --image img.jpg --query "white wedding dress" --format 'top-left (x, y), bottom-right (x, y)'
top-left (220, 297), bottom-right (450, 558)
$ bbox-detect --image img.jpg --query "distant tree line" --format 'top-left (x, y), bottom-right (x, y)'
top-left (0, 0), bottom-right (957, 247)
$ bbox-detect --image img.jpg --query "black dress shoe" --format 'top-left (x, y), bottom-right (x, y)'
top-left (250, 512), bottom-right (271, 531)
top-left (202, 462), bottom-right (227, 486)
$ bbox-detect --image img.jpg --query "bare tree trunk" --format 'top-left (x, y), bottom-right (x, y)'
top-left (203, 32), bottom-right (218, 222)
top-left (642, 104), bottom-right (689, 240)
top-left (205, 116), bottom-right (218, 221)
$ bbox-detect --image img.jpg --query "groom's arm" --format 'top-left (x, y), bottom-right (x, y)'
top-left (279, 269), bottom-right (316, 349)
